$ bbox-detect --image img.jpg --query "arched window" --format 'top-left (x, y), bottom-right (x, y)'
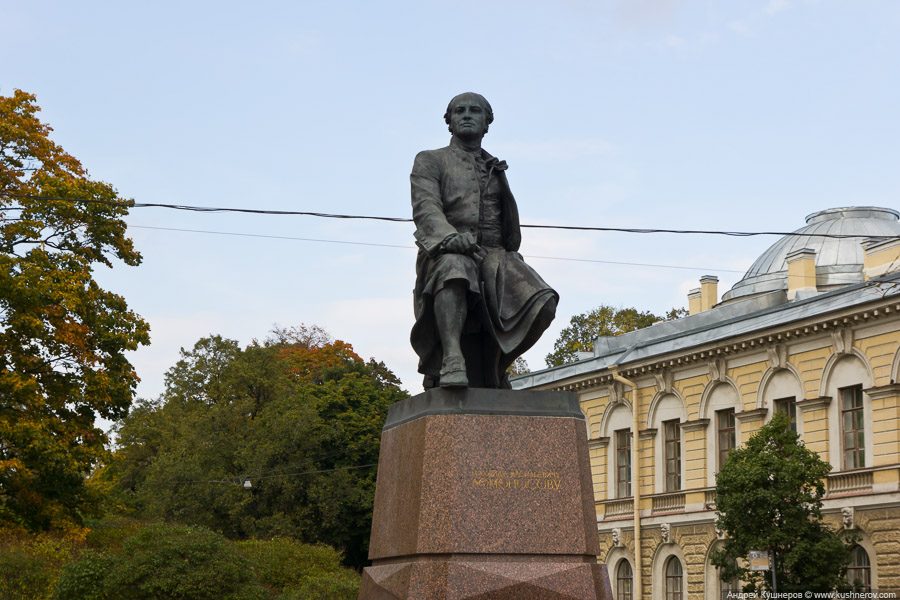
top-left (665, 557), bottom-right (683, 600)
top-left (846, 545), bottom-right (871, 591)
top-left (718, 566), bottom-right (739, 600)
top-left (616, 559), bottom-right (633, 600)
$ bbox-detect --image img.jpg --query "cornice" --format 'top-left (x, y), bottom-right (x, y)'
top-left (796, 396), bottom-right (832, 412)
top-left (589, 436), bottom-right (610, 451)
top-left (547, 299), bottom-right (900, 394)
top-left (680, 418), bottom-right (710, 433)
top-left (735, 408), bottom-right (768, 423)
top-left (863, 383), bottom-right (900, 400)
top-left (639, 428), bottom-right (658, 441)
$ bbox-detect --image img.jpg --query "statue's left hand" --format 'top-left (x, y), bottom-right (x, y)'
top-left (441, 232), bottom-right (473, 254)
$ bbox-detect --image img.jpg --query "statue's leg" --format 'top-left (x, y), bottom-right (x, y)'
top-left (433, 279), bottom-right (468, 388)
top-left (538, 295), bottom-right (558, 331)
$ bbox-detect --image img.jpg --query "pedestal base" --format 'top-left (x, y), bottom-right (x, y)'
top-left (360, 388), bottom-right (611, 600)
top-left (361, 558), bottom-right (610, 600)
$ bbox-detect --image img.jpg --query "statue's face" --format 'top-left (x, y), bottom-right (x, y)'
top-left (448, 95), bottom-right (489, 139)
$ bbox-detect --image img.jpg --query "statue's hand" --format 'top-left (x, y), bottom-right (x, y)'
top-left (441, 232), bottom-right (475, 254)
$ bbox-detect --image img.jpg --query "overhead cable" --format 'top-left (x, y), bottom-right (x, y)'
top-left (3, 191), bottom-right (897, 240)
top-left (130, 224), bottom-right (747, 273)
top-left (139, 462), bottom-right (378, 487)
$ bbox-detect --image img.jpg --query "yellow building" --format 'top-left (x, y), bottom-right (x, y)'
top-left (515, 207), bottom-right (900, 599)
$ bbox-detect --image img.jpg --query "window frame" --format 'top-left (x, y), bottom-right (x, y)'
top-left (616, 559), bottom-right (633, 600)
top-left (663, 419), bottom-right (681, 492)
top-left (846, 545), bottom-right (871, 592)
top-left (665, 556), bottom-right (683, 600)
top-left (840, 385), bottom-right (865, 470)
top-left (716, 408), bottom-right (736, 471)
top-left (616, 428), bottom-right (632, 498)
top-left (774, 396), bottom-right (797, 433)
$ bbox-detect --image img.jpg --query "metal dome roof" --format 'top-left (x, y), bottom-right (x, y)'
top-left (722, 207), bottom-right (900, 302)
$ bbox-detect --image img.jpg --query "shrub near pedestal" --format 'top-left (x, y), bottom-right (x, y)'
top-left (54, 523), bottom-right (267, 600)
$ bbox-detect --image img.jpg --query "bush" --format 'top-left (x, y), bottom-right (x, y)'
top-left (238, 538), bottom-right (359, 600)
top-left (30, 520), bottom-right (361, 599)
top-left (53, 551), bottom-right (114, 600)
top-left (0, 525), bottom-right (87, 600)
top-left (54, 523), bottom-right (268, 600)
top-left (0, 548), bottom-right (56, 600)
top-left (82, 516), bottom-right (143, 553)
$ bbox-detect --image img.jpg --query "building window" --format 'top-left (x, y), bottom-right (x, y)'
top-left (774, 396), bottom-right (797, 432)
top-left (841, 385), bottom-right (865, 469)
top-left (719, 566), bottom-right (739, 600)
top-left (846, 545), bottom-right (871, 591)
top-left (717, 409), bottom-right (736, 470)
top-left (664, 419), bottom-right (681, 491)
top-left (616, 559), bottom-right (633, 600)
top-left (616, 429), bottom-right (632, 498)
top-left (665, 556), bottom-right (683, 600)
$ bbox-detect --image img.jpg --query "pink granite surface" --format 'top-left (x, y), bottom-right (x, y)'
top-left (362, 408), bottom-right (610, 599)
top-left (369, 413), bottom-right (600, 558)
top-left (360, 560), bottom-right (611, 600)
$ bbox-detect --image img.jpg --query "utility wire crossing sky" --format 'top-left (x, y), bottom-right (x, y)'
top-left (4, 192), bottom-right (895, 240)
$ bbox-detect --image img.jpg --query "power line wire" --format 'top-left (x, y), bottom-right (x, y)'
top-left (239, 448), bottom-right (356, 479)
top-left (140, 462), bottom-right (378, 487)
top-left (131, 225), bottom-right (412, 249)
top-left (3, 191), bottom-right (897, 240)
top-left (130, 224), bottom-right (747, 273)
top-left (245, 463), bottom-right (377, 482)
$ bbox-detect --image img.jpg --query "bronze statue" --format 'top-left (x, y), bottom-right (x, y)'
top-left (410, 92), bottom-right (558, 389)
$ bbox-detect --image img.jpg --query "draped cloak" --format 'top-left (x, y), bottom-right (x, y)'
top-left (410, 141), bottom-right (558, 387)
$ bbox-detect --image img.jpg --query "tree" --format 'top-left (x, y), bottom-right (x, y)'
top-left (0, 90), bottom-right (150, 529)
top-left (104, 326), bottom-right (407, 568)
top-left (506, 356), bottom-right (530, 377)
top-left (711, 412), bottom-right (856, 593)
top-left (545, 305), bottom-right (677, 367)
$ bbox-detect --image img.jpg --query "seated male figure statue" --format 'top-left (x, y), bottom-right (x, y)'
top-left (410, 92), bottom-right (558, 389)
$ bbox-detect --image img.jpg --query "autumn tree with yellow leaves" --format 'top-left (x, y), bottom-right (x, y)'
top-left (0, 90), bottom-right (149, 529)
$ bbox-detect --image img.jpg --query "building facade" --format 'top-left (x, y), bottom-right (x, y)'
top-left (515, 207), bottom-right (900, 599)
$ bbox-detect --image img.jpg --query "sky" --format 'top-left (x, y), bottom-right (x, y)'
top-left (2, 0), bottom-right (899, 411)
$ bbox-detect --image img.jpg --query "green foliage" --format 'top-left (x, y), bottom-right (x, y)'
top-left (237, 538), bottom-right (359, 600)
top-left (51, 551), bottom-right (114, 600)
top-left (0, 525), bottom-right (87, 600)
top-left (82, 515), bottom-right (144, 553)
top-left (103, 326), bottom-right (406, 568)
top-left (545, 305), bottom-right (673, 367)
top-left (506, 356), bottom-right (530, 377)
top-left (664, 307), bottom-right (689, 320)
top-left (1, 518), bottom-right (361, 600)
top-left (711, 413), bottom-right (857, 593)
top-left (0, 90), bottom-right (150, 530)
top-left (54, 523), bottom-right (268, 600)
top-left (0, 546), bottom-right (59, 600)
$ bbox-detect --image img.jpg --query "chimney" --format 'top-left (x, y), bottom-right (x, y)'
top-left (863, 237), bottom-right (900, 280)
top-left (688, 288), bottom-right (702, 315)
top-left (700, 275), bottom-right (719, 312)
top-left (786, 248), bottom-right (817, 300)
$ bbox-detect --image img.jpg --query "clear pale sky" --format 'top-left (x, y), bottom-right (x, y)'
top-left (2, 1), bottom-right (898, 404)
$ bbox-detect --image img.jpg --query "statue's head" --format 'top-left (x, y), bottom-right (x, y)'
top-left (444, 92), bottom-right (494, 136)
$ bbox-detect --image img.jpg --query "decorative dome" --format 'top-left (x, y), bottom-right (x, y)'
top-left (722, 207), bottom-right (900, 302)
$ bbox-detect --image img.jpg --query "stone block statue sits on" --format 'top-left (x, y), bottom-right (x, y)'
top-left (410, 92), bottom-right (558, 389)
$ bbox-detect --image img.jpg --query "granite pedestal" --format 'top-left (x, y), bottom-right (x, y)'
top-left (359, 388), bottom-right (612, 600)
